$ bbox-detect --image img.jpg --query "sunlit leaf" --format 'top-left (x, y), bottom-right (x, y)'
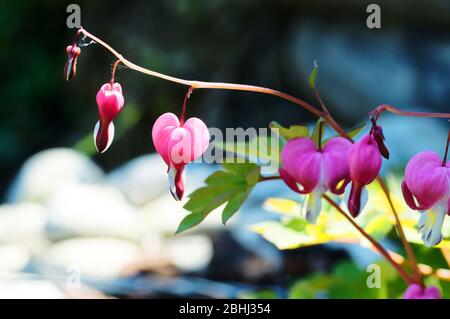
top-left (308, 61), bottom-right (319, 89)
top-left (177, 162), bottom-right (261, 233)
top-left (269, 121), bottom-right (309, 141)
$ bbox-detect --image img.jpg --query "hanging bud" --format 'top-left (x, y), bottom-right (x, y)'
top-left (370, 118), bottom-right (389, 159)
top-left (93, 82), bottom-right (125, 153)
top-left (64, 44), bottom-right (81, 81)
top-left (346, 134), bottom-right (382, 217)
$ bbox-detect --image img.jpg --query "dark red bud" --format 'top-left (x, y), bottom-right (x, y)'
top-left (64, 45), bottom-right (81, 81)
top-left (371, 124), bottom-right (389, 159)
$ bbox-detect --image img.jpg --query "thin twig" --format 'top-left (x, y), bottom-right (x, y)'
top-left (376, 176), bottom-right (422, 284)
top-left (323, 194), bottom-right (416, 285)
top-left (79, 27), bottom-right (354, 139)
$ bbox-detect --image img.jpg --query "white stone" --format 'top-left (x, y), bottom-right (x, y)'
top-left (46, 184), bottom-right (138, 240)
top-left (6, 148), bottom-right (104, 203)
top-left (107, 154), bottom-right (167, 206)
top-left (0, 202), bottom-right (48, 253)
top-left (0, 279), bottom-right (66, 299)
top-left (138, 193), bottom-right (227, 235)
top-left (40, 238), bottom-right (142, 279)
top-left (165, 235), bottom-right (213, 272)
top-left (0, 244), bottom-right (30, 272)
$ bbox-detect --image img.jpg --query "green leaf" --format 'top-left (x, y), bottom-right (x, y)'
top-left (308, 61), bottom-right (319, 89)
top-left (222, 191), bottom-right (249, 225)
top-left (323, 123), bottom-right (366, 145)
top-left (347, 123), bottom-right (366, 138)
top-left (270, 121), bottom-right (309, 141)
top-left (177, 162), bottom-right (261, 233)
top-left (214, 135), bottom-right (281, 169)
top-left (311, 117), bottom-right (326, 147)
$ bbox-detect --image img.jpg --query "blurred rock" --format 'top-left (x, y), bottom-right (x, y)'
top-left (6, 148), bottom-right (103, 203)
top-left (46, 184), bottom-right (138, 241)
top-left (0, 202), bottom-right (48, 253)
top-left (0, 279), bottom-right (66, 299)
top-left (165, 235), bottom-right (213, 272)
top-left (0, 244), bottom-right (30, 272)
top-left (107, 154), bottom-right (167, 206)
top-left (139, 194), bottom-right (227, 235)
top-left (40, 238), bottom-right (142, 279)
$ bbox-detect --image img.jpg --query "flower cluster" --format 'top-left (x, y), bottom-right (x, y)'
top-left (280, 124), bottom-right (385, 223)
top-left (280, 121), bottom-right (449, 247)
top-left (64, 28), bottom-right (450, 296)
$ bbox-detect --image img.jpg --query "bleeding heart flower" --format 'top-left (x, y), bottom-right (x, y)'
top-left (401, 151), bottom-right (450, 246)
top-left (346, 133), bottom-right (383, 217)
top-left (280, 137), bottom-right (352, 223)
top-left (152, 112), bottom-right (210, 201)
top-left (403, 284), bottom-right (441, 299)
top-left (93, 82), bottom-right (125, 153)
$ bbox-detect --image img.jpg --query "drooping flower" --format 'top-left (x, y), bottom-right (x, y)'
top-left (152, 112), bottom-right (210, 201)
top-left (346, 133), bottom-right (383, 217)
top-left (403, 284), bottom-right (441, 299)
top-left (280, 137), bottom-right (352, 223)
top-left (64, 44), bottom-right (81, 81)
top-left (93, 82), bottom-right (125, 153)
top-left (401, 151), bottom-right (450, 247)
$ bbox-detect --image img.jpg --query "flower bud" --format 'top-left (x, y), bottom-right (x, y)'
top-left (93, 82), bottom-right (124, 153)
top-left (346, 134), bottom-right (382, 217)
top-left (64, 45), bottom-right (81, 81)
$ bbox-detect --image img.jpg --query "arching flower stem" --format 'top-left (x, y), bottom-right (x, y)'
top-left (370, 104), bottom-right (450, 121)
top-left (376, 176), bottom-right (423, 285)
top-left (323, 194), bottom-right (417, 285)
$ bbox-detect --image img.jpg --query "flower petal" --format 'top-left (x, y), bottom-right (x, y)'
top-left (404, 152), bottom-right (449, 209)
top-left (168, 165), bottom-right (185, 201)
top-left (152, 113), bottom-right (180, 165)
top-left (303, 189), bottom-right (323, 224)
top-left (323, 137), bottom-right (352, 194)
top-left (281, 138), bottom-right (322, 194)
top-left (93, 120), bottom-right (115, 153)
top-left (183, 117), bottom-right (210, 161)
top-left (418, 209), bottom-right (446, 247)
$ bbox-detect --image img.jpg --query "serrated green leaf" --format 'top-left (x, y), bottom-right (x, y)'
top-left (222, 191), bottom-right (250, 225)
top-left (308, 61), bottom-right (319, 89)
top-left (176, 212), bottom-right (205, 234)
top-left (178, 162), bottom-right (261, 233)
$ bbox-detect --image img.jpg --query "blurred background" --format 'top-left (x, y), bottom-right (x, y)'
top-left (0, 0), bottom-right (449, 298)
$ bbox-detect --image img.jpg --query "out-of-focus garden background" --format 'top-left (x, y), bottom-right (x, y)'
top-left (0, 0), bottom-right (449, 298)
